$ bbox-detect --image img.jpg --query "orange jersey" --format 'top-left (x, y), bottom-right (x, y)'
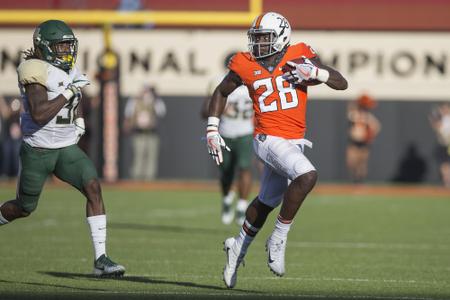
top-left (229, 43), bottom-right (316, 139)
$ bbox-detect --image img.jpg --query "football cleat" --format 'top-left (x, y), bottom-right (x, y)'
top-left (223, 237), bottom-right (245, 288)
top-left (235, 200), bottom-right (248, 226)
top-left (221, 204), bottom-right (234, 225)
top-left (266, 235), bottom-right (287, 276)
top-left (93, 254), bottom-right (125, 278)
top-left (221, 192), bottom-right (235, 225)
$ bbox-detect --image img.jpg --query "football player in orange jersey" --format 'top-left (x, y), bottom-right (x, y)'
top-left (205, 12), bottom-right (347, 288)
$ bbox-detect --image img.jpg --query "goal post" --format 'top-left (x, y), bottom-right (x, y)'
top-left (0, 0), bottom-right (262, 26)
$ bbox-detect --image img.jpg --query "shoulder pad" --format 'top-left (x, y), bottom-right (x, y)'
top-left (17, 59), bottom-right (49, 87)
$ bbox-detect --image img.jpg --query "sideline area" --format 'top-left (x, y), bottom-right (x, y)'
top-left (1, 179), bottom-right (449, 197)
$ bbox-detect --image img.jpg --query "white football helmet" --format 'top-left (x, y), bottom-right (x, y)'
top-left (248, 12), bottom-right (291, 59)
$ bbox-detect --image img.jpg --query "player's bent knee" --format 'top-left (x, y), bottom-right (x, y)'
top-left (83, 178), bottom-right (102, 196)
top-left (2, 201), bottom-right (32, 222)
top-left (293, 170), bottom-right (318, 193)
top-left (303, 170), bottom-right (318, 186)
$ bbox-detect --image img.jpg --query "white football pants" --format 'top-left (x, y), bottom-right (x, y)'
top-left (253, 134), bottom-right (316, 208)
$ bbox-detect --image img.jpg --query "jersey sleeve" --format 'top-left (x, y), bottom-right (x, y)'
top-left (228, 53), bottom-right (247, 79)
top-left (228, 52), bottom-right (250, 85)
top-left (297, 43), bottom-right (318, 59)
top-left (17, 59), bottom-right (48, 87)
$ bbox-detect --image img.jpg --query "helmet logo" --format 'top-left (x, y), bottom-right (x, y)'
top-left (277, 17), bottom-right (289, 36)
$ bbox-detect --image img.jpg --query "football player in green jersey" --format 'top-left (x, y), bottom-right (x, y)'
top-left (0, 20), bottom-right (125, 277)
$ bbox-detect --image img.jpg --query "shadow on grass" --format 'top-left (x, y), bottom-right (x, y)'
top-left (108, 222), bottom-right (229, 235)
top-left (0, 278), bottom-right (106, 292)
top-left (40, 271), bottom-right (259, 294)
top-left (2, 276), bottom-right (439, 300)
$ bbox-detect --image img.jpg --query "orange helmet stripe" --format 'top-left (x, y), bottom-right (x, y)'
top-left (254, 14), bottom-right (264, 28)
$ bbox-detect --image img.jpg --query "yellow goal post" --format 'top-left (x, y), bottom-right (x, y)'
top-left (0, 0), bottom-right (262, 26)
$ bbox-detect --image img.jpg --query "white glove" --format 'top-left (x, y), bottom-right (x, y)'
top-left (206, 117), bottom-right (230, 165)
top-left (62, 83), bottom-right (81, 106)
top-left (282, 57), bottom-right (329, 83)
top-left (74, 117), bottom-right (85, 143)
top-left (62, 73), bottom-right (90, 104)
top-left (73, 73), bottom-right (90, 89)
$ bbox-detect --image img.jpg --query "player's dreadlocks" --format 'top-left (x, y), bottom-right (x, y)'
top-left (23, 48), bottom-right (39, 60)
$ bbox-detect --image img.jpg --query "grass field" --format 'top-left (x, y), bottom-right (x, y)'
top-left (1, 183), bottom-right (450, 300)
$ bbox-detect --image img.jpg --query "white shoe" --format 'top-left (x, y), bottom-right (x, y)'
top-left (222, 192), bottom-right (235, 225)
top-left (266, 235), bottom-right (287, 276)
top-left (93, 254), bottom-right (125, 277)
top-left (223, 237), bottom-right (245, 288)
top-left (221, 207), bottom-right (234, 225)
top-left (235, 200), bottom-right (247, 226)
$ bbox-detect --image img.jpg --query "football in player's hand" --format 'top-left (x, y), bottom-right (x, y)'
top-left (281, 57), bottom-right (321, 86)
top-left (281, 57), bottom-right (306, 73)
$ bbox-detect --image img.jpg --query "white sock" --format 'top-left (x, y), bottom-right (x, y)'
top-left (234, 220), bottom-right (259, 256)
top-left (272, 215), bottom-right (292, 240)
top-left (87, 214), bottom-right (107, 260)
top-left (0, 203), bottom-right (9, 225)
top-left (223, 191), bottom-right (235, 205)
top-left (236, 199), bottom-right (248, 212)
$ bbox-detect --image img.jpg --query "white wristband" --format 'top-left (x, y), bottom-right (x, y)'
top-left (62, 89), bottom-right (75, 101)
top-left (207, 116), bottom-right (220, 127)
top-left (316, 68), bottom-right (330, 83)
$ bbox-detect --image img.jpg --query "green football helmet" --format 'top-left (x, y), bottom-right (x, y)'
top-left (33, 20), bottom-right (78, 71)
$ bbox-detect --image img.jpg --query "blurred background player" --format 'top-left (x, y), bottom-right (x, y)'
top-left (205, 12), bottom-right (347, 288)
top-left (0, 95), bottom-right (21, 179)
top-left (346, 94), bottom-right (381, 183)
top-left (202, 54), bottom-right (254, 225)
top-left (124, 84), bottom-right (166, 180)
top-left (429, 103), bottom-right (450, 187)
top-left (0, 20), bottom-right (125, 277)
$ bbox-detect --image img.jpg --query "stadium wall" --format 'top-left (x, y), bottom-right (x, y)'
top-left (0, 28), bottom-right (447, 183)
top-left (156, 96), bottom-right (442, 184)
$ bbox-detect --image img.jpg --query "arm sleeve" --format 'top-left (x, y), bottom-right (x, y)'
top-left (228, 53), bottom-right (241, 75)
top-left (299, 43), bottom-right (318, 59)
top-left (228, 52), bottom-right (257, 86)
top-left (17, 59), bottom-right (48, 87)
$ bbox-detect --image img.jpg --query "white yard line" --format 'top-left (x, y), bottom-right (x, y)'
top-left (289, 241), bottom-right (450, 251)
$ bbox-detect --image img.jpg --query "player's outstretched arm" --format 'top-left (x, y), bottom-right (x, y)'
top-left (309, 57), bottom-right (348, 90)
top-left (206, 71), bottom-right (241, 165)
top-left (208, 71), bottom-right (241, 117)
